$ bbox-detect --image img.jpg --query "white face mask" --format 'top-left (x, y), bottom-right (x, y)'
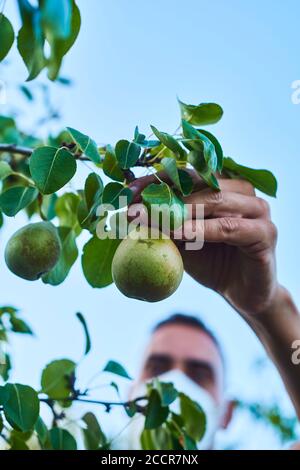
top-left (125, 369), bottom-right (224, 450)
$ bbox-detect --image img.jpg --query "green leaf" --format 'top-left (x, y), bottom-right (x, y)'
top-left (9, 317), bottom-right (33, 335)
top-left (76, 173), bottom-right (103, 230)
top-left (197, 128), bottom-right (223, 172)
top-left (67, 127), bottom-right (100, 164)
top-left (82, 236), bottom-right (121, 288)
top-left (35, 416), bottom-right (50, 448)
top-left (0, 306), bottom-right (19, 316)
top-left (2, 383), bottom-right (39, 432)
top-left (0, 14), bottom-right (15, 61)
top-left (0, 354), bottom-right (11, 381)
top-left (0, 385), bottom-right (9, 405)
top-left (40, 193), bottom-right (58, 220)
top-left (179, 393), bottom-right (206, 442)
top-left (178, 98), bottom-right (223, 125)
top-left (17, 4), bottom-right (46, 80)
top-left (188, 150), bottom-right (220, 190)
top-left (0, 161), bottom-right (13, 180)
top-left (151, 125), bottom-right (186, 160)
top-left (145, 389), bottom-right (169, 430)
top-left (141, 426), bottom-right (173, 450)
top-left (85, 173), bottom-right (103, 205)
top-left (76, 312), bottom-right (91, 356)
top-left (141, 182), bottom-right (187, 231)
top-left (103, 360), bottom-right (132, 380)
top-left (49, 428), bottom-right (77, 450)
top-left (115, 140), bottom-right (141, 169)
top-left (30, 146), bottom-right (76, 194)
top-left (40, 0), bottom-right (72, 39)
top-left (182, 433), bottom-right (198, 450)
top-left (55, 192), bottom-right (81, 234)
top-left (103, 145), bottom-right (124, 182)
top-left (8, 430), bottom-right (30, 450)
top-left (82, 412), bottom-right (106, 450)
top-left (134, 126), bottom-right (160, 148)
top-left (102, 182), bottom-right (133, 209)
top-left (41, 359), bottom-right (76, 399)
top-left (19, 84), bottom-right (34, 101)
top-left (125, 401), bottom-right (137, 418)
top-left (161, 157), bottom-right (193, 196)
top-left (42, 227), bottom-right (78, 285)
top-left (47, 0), bottom-right (81, 80)
top-left (223, 157), bottom-right (277, 197)
top-left (0, 186), bottom-right (38, 216)
top-left (182, 119), bottom-right (218, 171)
top-left (154, 379), bottom-right (178, 407)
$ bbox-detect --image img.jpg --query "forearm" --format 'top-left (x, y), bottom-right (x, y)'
top-left (246, 286), bottom-right (300, 418)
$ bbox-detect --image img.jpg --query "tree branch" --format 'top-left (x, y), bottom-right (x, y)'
top-left (0, 143), bottom-right (33, 156)
top-left (0, 142), bottom-right (161, 170)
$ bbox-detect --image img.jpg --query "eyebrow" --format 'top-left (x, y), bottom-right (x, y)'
top-left (145, 353), bottom-right (173, 364)
top-left (145, 354), bottom-right (216, 376)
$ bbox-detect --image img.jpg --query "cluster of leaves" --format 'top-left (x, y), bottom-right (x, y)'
top-left (0, 312), bottom-right (207, 450)
top-left (0, 310), bottom-right (297, 450)
top-left (0, 98), bottom-right (278, 289)
top-left (0, 306), bottom-right (33, 381)
top-left (0, 0), bottom-right (81, 80)
top-left (236, 400), bottom-right (298, 444)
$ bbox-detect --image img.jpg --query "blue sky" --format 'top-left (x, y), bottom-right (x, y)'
top-left (1, 0), bottom-right (300, 449)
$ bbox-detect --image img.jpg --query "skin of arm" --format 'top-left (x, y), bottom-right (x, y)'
top-left (129, 172), bottom-right (300, 419)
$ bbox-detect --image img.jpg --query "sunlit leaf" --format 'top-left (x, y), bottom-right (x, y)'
top-left (67, 127), bottom-right (100, 164)
top-left (151, 125), bottom-right (186, 160)
top-left (223, 157), bottom-right (277, 197)
top-left (178, 98), bottom-right (223, 125)
top-left (41, 359), bottom-right (76, 399)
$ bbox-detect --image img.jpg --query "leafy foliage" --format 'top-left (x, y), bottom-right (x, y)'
top-left (0, 96), bottom-right (278, 290)
top-left (0, 311), bottom-right (297, 450)
top-left (0, 0), bottom-right (81, 81)
top-left (0, 6), bottom-right (290, 452)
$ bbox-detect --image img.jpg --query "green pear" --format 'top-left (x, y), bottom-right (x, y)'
top-left (5, 222), bottom-right (61, 281)
top-left (112, 226), bottom-right (184, 302)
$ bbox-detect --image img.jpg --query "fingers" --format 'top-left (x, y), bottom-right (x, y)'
top-left (129, 171), bottom-right (255, 203)
top-left (185, 190), bottom-right (270, 220)
top-left (173, 217), bottom-right (277, 249)
top-left (129, 170), bottom-right (207, 202)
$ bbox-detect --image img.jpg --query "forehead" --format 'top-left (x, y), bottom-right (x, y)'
top-left (145, 323), bottom-right (223, 373)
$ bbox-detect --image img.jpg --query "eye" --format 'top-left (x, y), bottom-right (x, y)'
top-left (185, 364), bottom-right (214, 387)
top-left (144, 356), bottom-right (172, 378)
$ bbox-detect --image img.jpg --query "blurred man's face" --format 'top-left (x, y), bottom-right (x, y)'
top-left (139, 323), bottom-right (225, 404)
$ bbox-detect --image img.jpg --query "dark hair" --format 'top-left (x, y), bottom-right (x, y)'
top-left (152, 313), bottom-right (224, 365)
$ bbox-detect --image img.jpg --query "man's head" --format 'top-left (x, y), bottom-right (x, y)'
top-left (138, 313), bottom-right (234, 429)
